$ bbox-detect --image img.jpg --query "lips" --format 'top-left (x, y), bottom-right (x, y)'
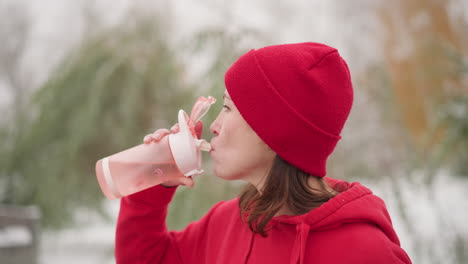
top-left (209, 140), bottom-right (216, 153)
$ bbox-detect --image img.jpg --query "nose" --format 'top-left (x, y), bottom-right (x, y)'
top-left (210, 117), bottom-right (220, 136)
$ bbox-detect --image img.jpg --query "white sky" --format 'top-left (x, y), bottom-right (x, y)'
top-left (0, 0), bottom-right (382, 111)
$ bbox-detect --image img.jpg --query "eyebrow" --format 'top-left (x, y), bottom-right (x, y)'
top-left (223, 93), bottom-right (232, 101)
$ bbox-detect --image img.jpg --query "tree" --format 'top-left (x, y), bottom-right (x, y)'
top-left (367, 0), bottom-right (468, 263)
top-left (0, 16), bottom-right (197, 228)
top-left (378, 0), bottom-right (468, 177)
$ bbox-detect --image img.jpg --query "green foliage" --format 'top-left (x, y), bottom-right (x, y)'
top-left (0, 11), bottom-right (269, 229)
top-left (438, 95), bottom-right (468, 176)
top-left (439, 45), bottom-right (468, 177)
top-left (0, 18), bottom-right (196, 228)
top-left (424, 43), bottom-right (468, 179)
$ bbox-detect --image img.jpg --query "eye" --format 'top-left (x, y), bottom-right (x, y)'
top-left (223, 104), bottom-right (231, 111)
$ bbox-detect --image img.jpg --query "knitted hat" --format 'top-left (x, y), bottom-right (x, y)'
top-left (225, 42), bottom-right (353, 177)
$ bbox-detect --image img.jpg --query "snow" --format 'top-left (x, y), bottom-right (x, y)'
top-left (0, 225), bottom-right (33, 248)
top-left (39, 200), bottom-right (119, 264)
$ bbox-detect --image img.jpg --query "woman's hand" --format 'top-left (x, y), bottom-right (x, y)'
top-left (143, 120), bottom-right (204, 143)
top-left (142, 121), bottom-right (204, 188)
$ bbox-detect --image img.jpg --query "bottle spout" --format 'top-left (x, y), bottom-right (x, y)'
top-left (196, 139), bottom-right (211, 152)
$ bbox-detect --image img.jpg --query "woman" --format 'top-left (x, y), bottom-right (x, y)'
top-left (116, 42), bottom-right (412, 263)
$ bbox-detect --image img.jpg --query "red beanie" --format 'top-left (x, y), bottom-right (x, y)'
top-left (225, 42), bottom-right (353, 177)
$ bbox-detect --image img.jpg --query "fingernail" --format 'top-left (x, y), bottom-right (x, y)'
top-left (154, 133), bottom-right (160, 139)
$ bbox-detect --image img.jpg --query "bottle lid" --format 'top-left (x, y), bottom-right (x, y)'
top-left (169, 110), bottom-right (203, 176)
top-left (168, 96), bottom-right (216, 177)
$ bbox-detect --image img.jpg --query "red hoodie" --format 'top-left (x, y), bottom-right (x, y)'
top-left (115, 178), bottom-right (412, 263)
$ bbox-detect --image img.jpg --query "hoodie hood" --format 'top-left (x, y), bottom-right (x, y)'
top-left (270, 177), bottom-right (401, 264)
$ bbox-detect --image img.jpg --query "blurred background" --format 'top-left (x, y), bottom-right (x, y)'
top-left (0, 0), bottom-right (467, 263)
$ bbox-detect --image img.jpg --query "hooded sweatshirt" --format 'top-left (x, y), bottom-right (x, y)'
top-left (115, 178), bottom-right (412, 264)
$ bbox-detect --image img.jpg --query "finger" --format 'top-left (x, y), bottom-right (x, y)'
top-left (143, 129), bottom-right (170, 144)
top-left (152, 129), bottom-right (171, 141)
top-left (150, 133), bottom-right (161, 142)
top-left (181, 177), bottom-right (195, 188)
top-left (170, 123), bottom-right (180, 133)
top-left (151, 132), bottom-right (168, 142)
top-left (154, 128), bottom-right (170, 135)
top-left (143, 134), bottom-right (152, 144)
top-left (194, 120), bottom-right (203, 139)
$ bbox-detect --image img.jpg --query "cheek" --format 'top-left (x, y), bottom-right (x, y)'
top-left (218, 142), bottom-right (274, 181)
top-left (215, 114), bottom-right (240, 148)
top-left (214, 121), bottom-right (275, 180)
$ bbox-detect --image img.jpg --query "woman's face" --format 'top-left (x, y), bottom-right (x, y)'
top-left (209, 91), bottom-right (275, 186)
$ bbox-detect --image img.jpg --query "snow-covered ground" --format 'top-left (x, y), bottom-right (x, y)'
top-left (39, 200), bottom-right (119, 264)
top-left (369, 173), bottom-right (468, 263)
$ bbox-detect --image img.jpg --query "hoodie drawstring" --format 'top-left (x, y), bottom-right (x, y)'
top-left (290, 222), bottom-right (310, 264)
top-left (242, 231), bottom-right (255, 264)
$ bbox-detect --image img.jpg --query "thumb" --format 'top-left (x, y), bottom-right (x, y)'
top-left (194, 120), bottom-right (203, 139)
top-left (181, 176), bottom-right (195, 188)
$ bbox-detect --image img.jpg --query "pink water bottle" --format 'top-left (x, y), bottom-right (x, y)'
top-left (95, 96), bottom-right (216, 199)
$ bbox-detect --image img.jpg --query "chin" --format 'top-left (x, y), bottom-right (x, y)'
top-left (214, 170), bottom-right (232, 181)
top-left (213, 166), bottom-right (244, 181)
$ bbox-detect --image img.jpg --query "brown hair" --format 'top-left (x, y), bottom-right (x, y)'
top-left (239, 155), bottom-right (337, 237)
